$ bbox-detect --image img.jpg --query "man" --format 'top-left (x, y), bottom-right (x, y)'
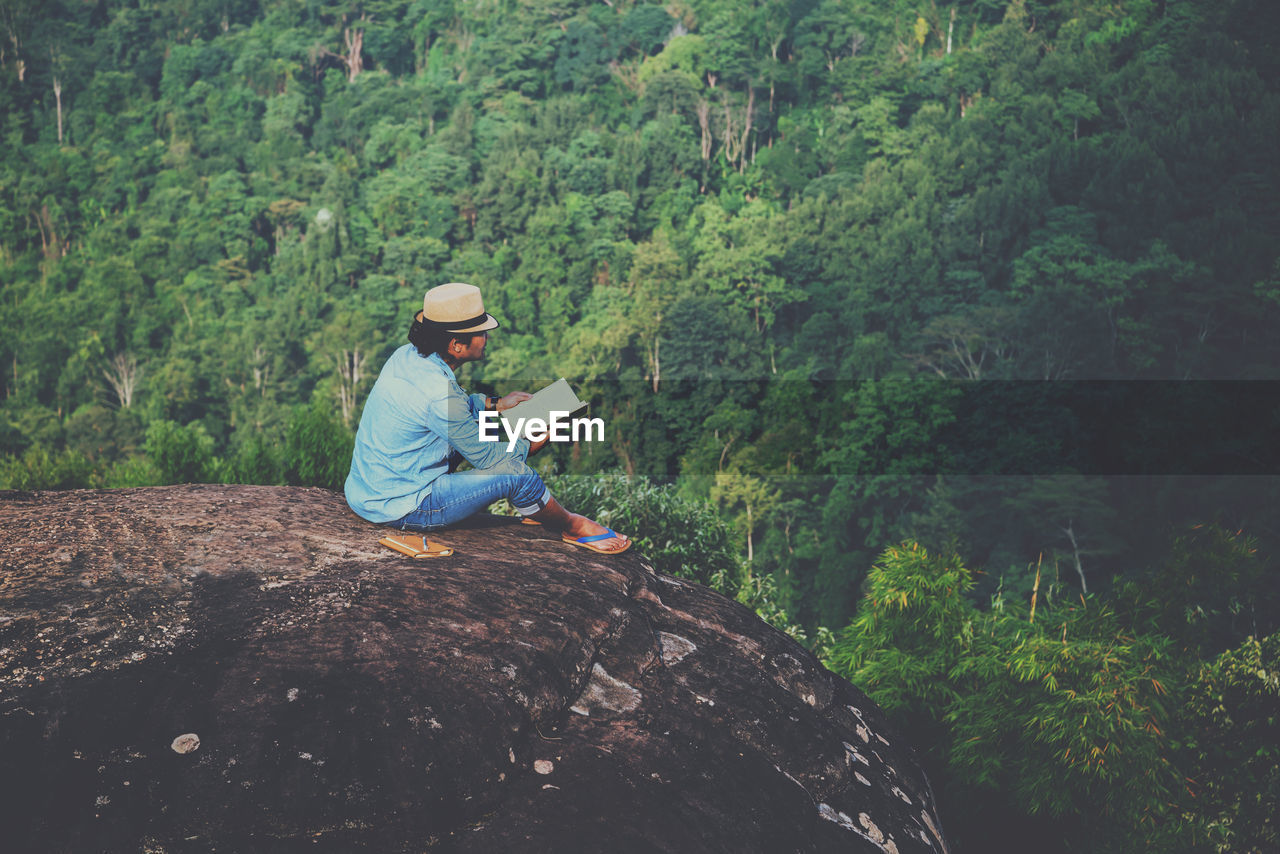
top-left (345, 282), bottom-right (630, 554)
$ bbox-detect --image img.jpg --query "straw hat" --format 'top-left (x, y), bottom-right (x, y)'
top-left (421, 282), bottom-right (499, 333)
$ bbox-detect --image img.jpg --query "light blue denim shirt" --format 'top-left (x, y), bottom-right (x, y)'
top-left (344, 345), bottom-right (530, 523)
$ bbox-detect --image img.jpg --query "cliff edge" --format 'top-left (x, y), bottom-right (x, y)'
top-left (0, 484), bottom-right (949, 853)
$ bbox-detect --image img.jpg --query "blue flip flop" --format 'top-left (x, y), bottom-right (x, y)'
top-left (562, 528), bottom-right (631, 555)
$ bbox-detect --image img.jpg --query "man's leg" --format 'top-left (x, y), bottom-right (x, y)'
top-left (394, 459), bottom-right (545, 531)
top-left (394, 460), bottom-right (627, 552)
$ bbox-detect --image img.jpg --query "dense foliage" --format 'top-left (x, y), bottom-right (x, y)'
top-left (2, 0), bottom-right (1278, 850)
top-left (1173, 632), bottom-right (1280, 852)
top-left (827, 536), bottom-right (1278, 852)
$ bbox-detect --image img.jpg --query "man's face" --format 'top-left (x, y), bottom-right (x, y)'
top-left (452, 331), bottom-right (488, 363)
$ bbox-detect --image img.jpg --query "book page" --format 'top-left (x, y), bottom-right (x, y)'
top-left (501, 378), bottom-right (586, 425)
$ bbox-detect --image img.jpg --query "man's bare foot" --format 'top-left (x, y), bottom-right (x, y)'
top-left (562, 513), bottom-right (629, 552)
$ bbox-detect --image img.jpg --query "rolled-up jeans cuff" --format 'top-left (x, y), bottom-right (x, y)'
top-left (513, 487), bottom-right (551, 516)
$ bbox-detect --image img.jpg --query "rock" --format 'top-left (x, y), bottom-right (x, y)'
top-left (0, 484), bottom-right (951, 853)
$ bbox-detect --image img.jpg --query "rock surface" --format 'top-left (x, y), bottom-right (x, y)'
top-left (0, 484), bottom-right (950, 853)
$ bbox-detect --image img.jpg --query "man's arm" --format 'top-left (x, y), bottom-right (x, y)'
top-left (428, 389), bottom-right (531, 470)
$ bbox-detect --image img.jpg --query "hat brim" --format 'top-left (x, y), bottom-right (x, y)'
top-left (444, 314), bottom-right (499, 334)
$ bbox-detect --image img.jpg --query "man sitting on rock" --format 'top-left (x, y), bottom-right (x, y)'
top-left (344, 282), bottom-right (630, 554)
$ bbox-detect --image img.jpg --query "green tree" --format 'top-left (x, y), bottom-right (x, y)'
top-left (710, 470), bottom-right (778, 564)
top-left (829, 542), bottom-right (1182, 853)
top-left (306, 307), bottom-right (378, 427)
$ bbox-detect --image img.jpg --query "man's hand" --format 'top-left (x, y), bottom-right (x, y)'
top-left (490, 390), bottom-right (547, 453)
top-left (494, 391), bottom-right (532, 412)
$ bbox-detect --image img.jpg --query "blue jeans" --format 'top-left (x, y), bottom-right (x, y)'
top-left (392, 458), bottom-right (550, 532)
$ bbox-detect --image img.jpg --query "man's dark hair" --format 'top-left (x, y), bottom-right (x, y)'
top-left (408, 314), bottom-right (479, 358)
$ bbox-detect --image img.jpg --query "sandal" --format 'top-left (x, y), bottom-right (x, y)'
top-left (379, 534), bottom-right (454, 558)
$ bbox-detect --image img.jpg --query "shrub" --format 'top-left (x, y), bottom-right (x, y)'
top-left (229, 433), bottom-right (284, 485)
top-left (144, 419), bottom-right (219, 484)
top-left (1164, 633), bottom-right (1280, 852)
top-left (0, 444), bottom-right (98, 489)
top-left (281, 403), bottom-right (354, 491)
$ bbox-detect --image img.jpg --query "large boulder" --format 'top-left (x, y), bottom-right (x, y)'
top-left (0, 485), bottom-right (950, 853)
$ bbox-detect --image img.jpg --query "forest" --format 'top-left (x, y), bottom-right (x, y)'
top-left (1, 0), bottom-right (1278, 850)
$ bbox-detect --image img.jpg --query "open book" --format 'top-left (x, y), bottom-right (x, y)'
top-left (501, 378), bottom-right (587, 425)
